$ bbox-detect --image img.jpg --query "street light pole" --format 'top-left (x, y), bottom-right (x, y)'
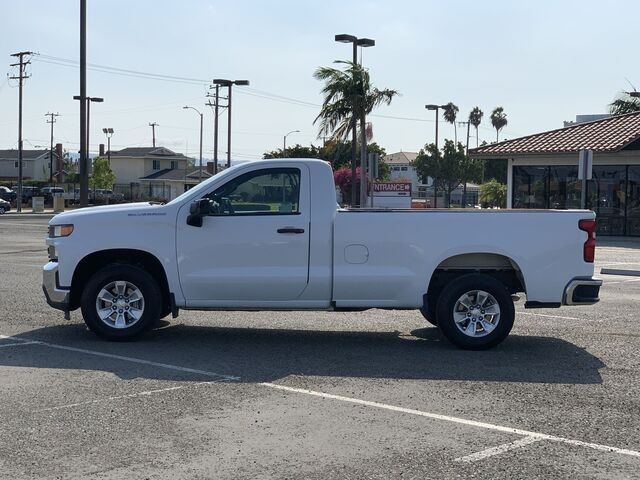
top-left (183, 106), bottom-right (204, 183)
top-left (425, 104), bottom-right (446, 208)
top-left (283, 130), bottom-right (300, 157)
top-left (102, 128), bottom-right (114, 164)
top-left (335, 34), bottom-right (375, 208)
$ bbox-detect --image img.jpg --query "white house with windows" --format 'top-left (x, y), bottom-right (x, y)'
top-left (384, 151), bottom-right (431, 194)
top-left (0, 149), bottom-right (51, 181)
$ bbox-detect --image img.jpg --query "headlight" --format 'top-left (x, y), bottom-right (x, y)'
top-left (49, 224), bottom-right (74, 238)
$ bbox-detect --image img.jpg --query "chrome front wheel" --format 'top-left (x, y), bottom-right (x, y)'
top-left (95, 280), bottom-right (145, 329)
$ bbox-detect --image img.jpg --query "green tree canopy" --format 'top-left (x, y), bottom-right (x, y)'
top-left (89, 157), bottom-right (116, 190)
top-left (609, 92), bottom-right (640, 115)
top-left (413, 139), bottom-right (466, 207)
top-left (490, 107), bottom-right (508, 142)
top-left (479, 179), bottom-right (507, 208)
top-left (313, 61), bottom-right (398, 142)
top-left (442, 102), bottom-right (459, 143)
top-left (468, 106), bottom-right (484, 147)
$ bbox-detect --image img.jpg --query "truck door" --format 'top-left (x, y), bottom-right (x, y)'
top-left (176, 165), bottom-right (310, 303)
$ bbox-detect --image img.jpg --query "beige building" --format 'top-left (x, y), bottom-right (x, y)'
top-left (107, 147), bottom-right (192, 186)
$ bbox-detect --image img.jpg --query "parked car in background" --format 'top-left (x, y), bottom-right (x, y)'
top-left (0, 186), bottom-right (17, 203)
top-left (95, 189), bottom-right (125, 202)
top-left (0, 198), bottom-right (11, 213)
top-left (41, 187), bottom-right (65, 203)
top-left (11, 185), bottom-right (40, 203)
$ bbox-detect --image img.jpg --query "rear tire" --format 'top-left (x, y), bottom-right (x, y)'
top-left (80, 264), bottom-right (162, 340)
top-left (436, 274), bottom-right (514, 350)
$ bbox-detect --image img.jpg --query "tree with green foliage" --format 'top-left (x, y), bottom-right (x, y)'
top-left (414, 139), bottom-right (466, 207)
top-left (468, 106), bottom-right (484, 147)
top-left (89, 157), bottom-right (116, 189)
top-left (262, 140), bottom-right (390, 180)
top-left (609, 92), bottom-right (640, 115)
top-left (313, 61), bottom-right (398, 142)
top-left (458, 155), bottom-right (484, 207)
top-left (479, 178), bottom-right (507, 208)
top-left (490, 107), bottom-right (508, 142)
top-left (442, 102), bottom-right (459, 144)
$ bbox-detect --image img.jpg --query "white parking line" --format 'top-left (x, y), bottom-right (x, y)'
top-left (517, 311), bottom-right (579, 320)
top-left (0, 341), bottom-right (40, 349)
top-left (34, 381), bottom-right (217, 413)
top-left (260, 383), bottom-right (640, 459)
top-left (3, 334), bottom-right (640, 461)
top-left (0, 335), bottom-right (238, 381)
top-left (454, 436), bottom-right (543, 462)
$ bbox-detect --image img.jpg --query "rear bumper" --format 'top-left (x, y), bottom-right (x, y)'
top-left (563, 277), bottom-right (602, 305)
top-left (42, 262), bottom-right (70, 312)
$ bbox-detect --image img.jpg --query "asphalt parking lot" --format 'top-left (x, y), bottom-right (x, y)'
top-left (1, 215), bottom-right (640, 479)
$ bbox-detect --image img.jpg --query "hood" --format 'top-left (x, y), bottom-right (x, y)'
top-left (49, 202), bottom-right (167, 224)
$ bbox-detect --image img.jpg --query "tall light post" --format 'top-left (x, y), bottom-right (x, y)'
top-left (425, 104), bottom-right (446, 208)
top-left (183, 106), bottom-right (204, 183)
top-left (283, 130), bottom-right (300, 157)
top-left (334, 34), bottom-right (375, 208)
top-left (74, 95), bottom-right (103, 202)
top-left (102, 128), bottom-right (114, 164)
top-left (213, 79), bottom-right (249, 168)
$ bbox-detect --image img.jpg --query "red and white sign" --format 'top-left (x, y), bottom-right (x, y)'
top-left (372, 182), bottom-right (412, 196)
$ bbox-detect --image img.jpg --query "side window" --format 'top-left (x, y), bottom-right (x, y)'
top-left (152, 160), bottom-right (160, 170)
top-left (207, 168), bottom-right (300, 215)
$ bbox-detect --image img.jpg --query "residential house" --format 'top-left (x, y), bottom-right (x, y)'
top-left (0, 149), bottom-right (51, 181)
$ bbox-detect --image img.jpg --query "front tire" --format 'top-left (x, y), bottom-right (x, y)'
top-left (436, 274), bottom-right (514, 350)
top-left (80, 264), bottom-right (162, 340)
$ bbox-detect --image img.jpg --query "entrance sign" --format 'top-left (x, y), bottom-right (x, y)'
top-left (371, 182), bottom-right (412, 208)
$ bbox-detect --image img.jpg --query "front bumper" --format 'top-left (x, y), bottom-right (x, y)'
top-left (563, 277), bottom-right (602, 305)
top-left (42, 261), bottom-right (70, 312)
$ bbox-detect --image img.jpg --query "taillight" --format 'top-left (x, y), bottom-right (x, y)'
top-left (579, 219), bottom-right (596, 262)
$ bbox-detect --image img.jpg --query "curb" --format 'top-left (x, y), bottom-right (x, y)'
top-left (601, 268), bottom-right (640, 277)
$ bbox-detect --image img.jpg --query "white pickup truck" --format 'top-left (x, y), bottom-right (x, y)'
top-left (43, 159), bottom-right (601, 349)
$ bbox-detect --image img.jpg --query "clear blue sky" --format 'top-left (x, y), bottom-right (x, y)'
top-left (0, 0), bottom-right (638, 161)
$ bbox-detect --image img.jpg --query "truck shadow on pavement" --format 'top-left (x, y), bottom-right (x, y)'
top-left (1, 323), bottom-right (604, 385)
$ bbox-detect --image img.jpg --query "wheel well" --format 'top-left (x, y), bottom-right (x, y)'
top-left (425, 253), bottom-right (525, 310)
top-left (69, 249), bottom-right (170, 311)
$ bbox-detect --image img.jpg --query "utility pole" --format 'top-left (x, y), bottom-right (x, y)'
top-left (149, 122), bottom-right (158, 147)
top-left (9, 51), bottom-right (33, 213)
top-left (46, 112), bottom-right (60, 183)
top-left (206, 85), bottom-right (224, 174)
top-left (212, 79), bottom-right (249, 169)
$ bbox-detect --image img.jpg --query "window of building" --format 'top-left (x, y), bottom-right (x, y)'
top-left (206, 167), bottom-right (300, 215)
top-left (392, 166), bottom-right (400, 171)
top-left (401, 166), bottom-right (408, 171)
top-left (152, 160), bottom-right (160, 170)
top-left (587, 165), bottom-right (626, 236)
top-left (627, 166), bottom-right (640, 236)
top-left (512, 166), bottom-right (548, 208)
top-left (549, 165), bottom-right (581, 209)
top-left (171, 160), bottom-right (177, 169)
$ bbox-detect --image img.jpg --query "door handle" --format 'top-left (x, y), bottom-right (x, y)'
top-left (277, 227), bottom-right (305, 234)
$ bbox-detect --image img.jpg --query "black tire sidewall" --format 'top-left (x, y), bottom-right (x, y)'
top-left (80, 264), bottom-right (161, 340)
top-left (436, 274), bottom-right (514, 350)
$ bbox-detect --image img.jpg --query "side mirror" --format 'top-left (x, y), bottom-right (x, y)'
top-left (187, 198), bottom-right (211, 227)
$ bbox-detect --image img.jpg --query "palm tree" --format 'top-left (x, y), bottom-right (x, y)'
top-left (468, 107), bottom-right (483, 147)
top-left (442, 102), bottom-right (459, 144)
top-left (313, 61), bottom-right (398, 142)
top-left (609, 93), bottom-right (640, 115)
top-left (490, 107), bottom-right (508, 142)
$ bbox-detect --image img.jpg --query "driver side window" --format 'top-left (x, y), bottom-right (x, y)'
top-left (206, 168), bottom-right (301, 215)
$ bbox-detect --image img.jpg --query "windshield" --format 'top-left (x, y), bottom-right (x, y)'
top-left (165, 164), bottom-right (246, 206)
